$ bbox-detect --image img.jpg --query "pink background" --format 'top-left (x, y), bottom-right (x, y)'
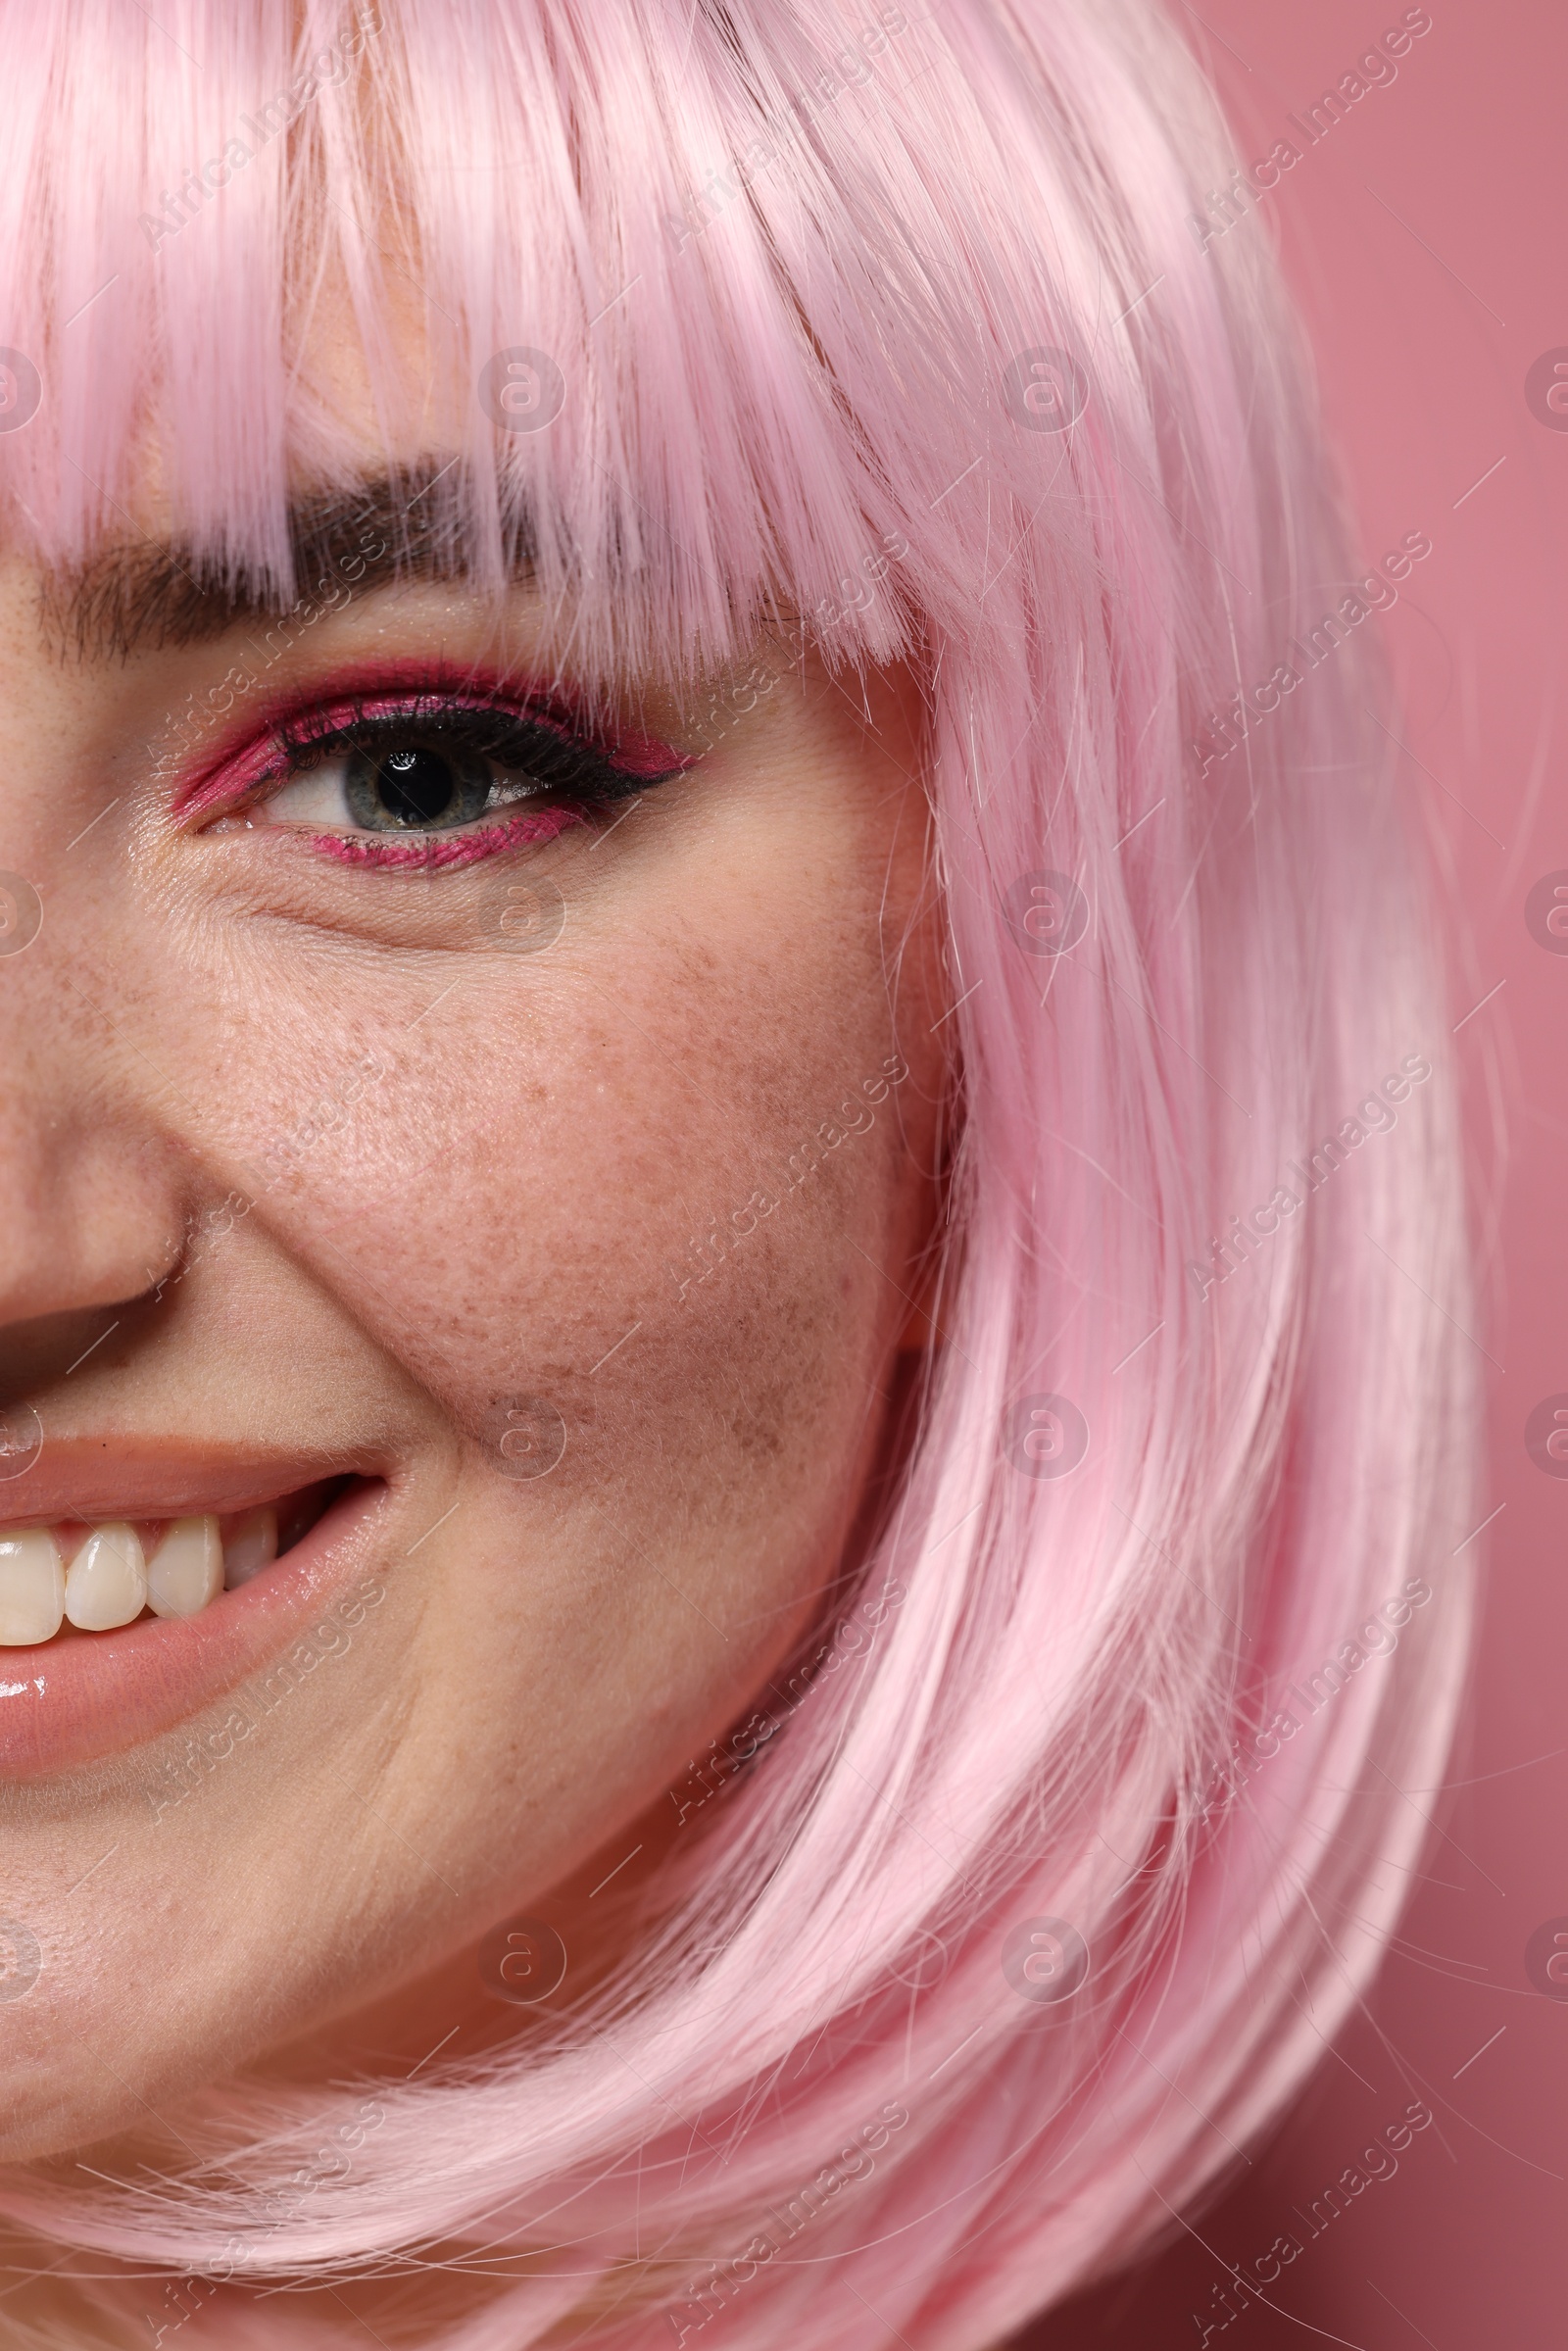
top-left (1023, 1), bottom-right (1568, 2342)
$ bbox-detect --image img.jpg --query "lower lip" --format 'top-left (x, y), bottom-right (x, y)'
top-left (0, 1479), bottom-right (387, 1780)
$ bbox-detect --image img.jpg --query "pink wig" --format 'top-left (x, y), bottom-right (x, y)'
top-left (0, 0), bottom-right (1474, 2344)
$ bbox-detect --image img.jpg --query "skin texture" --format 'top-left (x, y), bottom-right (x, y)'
top-left (0, 442), bottom-right (950, 2204)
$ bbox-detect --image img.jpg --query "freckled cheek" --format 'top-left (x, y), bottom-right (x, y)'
top-left (249, 997), bottom-right (901, 1532)
top-left (330, 1078), bottom-right (879, 1450)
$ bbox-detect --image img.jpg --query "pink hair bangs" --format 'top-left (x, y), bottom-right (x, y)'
top-left (0, 2), bottom-right (1475, 2347)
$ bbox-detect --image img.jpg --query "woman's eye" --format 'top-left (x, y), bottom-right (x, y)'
top-left (198, 697), bottom-right (695, 863)
top-left (256, 735), bottom-right (540, 837)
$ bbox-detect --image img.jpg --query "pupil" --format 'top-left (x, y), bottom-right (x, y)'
top-left (377, 747), bottom-right (458, 825)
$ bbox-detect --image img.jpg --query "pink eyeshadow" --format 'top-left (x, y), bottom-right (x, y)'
top-left (174, 675), bottom-right (696, 825)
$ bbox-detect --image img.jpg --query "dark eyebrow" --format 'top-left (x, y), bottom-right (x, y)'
top-left (43, 461), bottom-right (532, 662)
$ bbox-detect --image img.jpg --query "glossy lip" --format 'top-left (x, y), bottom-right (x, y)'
top-left (171, 664), bottom-right (698, 826)
top-left (0, 1464), bottom-right (390, 1780)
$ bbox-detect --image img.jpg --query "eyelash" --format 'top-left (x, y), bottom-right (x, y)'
top-left (197, 687), bottom-right (694, 871)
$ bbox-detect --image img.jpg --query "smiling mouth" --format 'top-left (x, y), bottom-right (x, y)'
top-left (0, 1479), bottom-right (351, 1644)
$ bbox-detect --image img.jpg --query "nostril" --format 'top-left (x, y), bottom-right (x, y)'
top-left (0, 1285), bottom-right (173, 1397)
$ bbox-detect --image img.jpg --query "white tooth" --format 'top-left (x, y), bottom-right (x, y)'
top-left (64, 1524), bottom-right (148, 1630)
top-left (145, 1515), bottom-right (223, 1619)
top-left (222, 1506), bottom-right (277, 1590)
top-left (0, 1530), bottom-right (66, 1645)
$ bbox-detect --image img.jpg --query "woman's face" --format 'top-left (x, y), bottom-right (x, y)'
top-left (0, 369), bottom-right (946, 2158)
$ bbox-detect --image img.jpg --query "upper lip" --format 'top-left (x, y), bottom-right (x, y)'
top-left (0, 1439), bottom-right (380, 1527)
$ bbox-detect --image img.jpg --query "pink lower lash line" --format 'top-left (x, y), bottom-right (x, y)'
top-left (309, 806), bottom-right (586, 869)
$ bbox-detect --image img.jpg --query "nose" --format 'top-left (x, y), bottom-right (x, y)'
top-left (0, 950), bottom-right (186, 1329)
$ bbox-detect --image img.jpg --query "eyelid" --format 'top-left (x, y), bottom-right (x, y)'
top-left (174, 673), bottom-right (698, 830)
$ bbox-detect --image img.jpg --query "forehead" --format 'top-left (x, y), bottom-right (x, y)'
top-left (0, 3), bottom-right (917, 690)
